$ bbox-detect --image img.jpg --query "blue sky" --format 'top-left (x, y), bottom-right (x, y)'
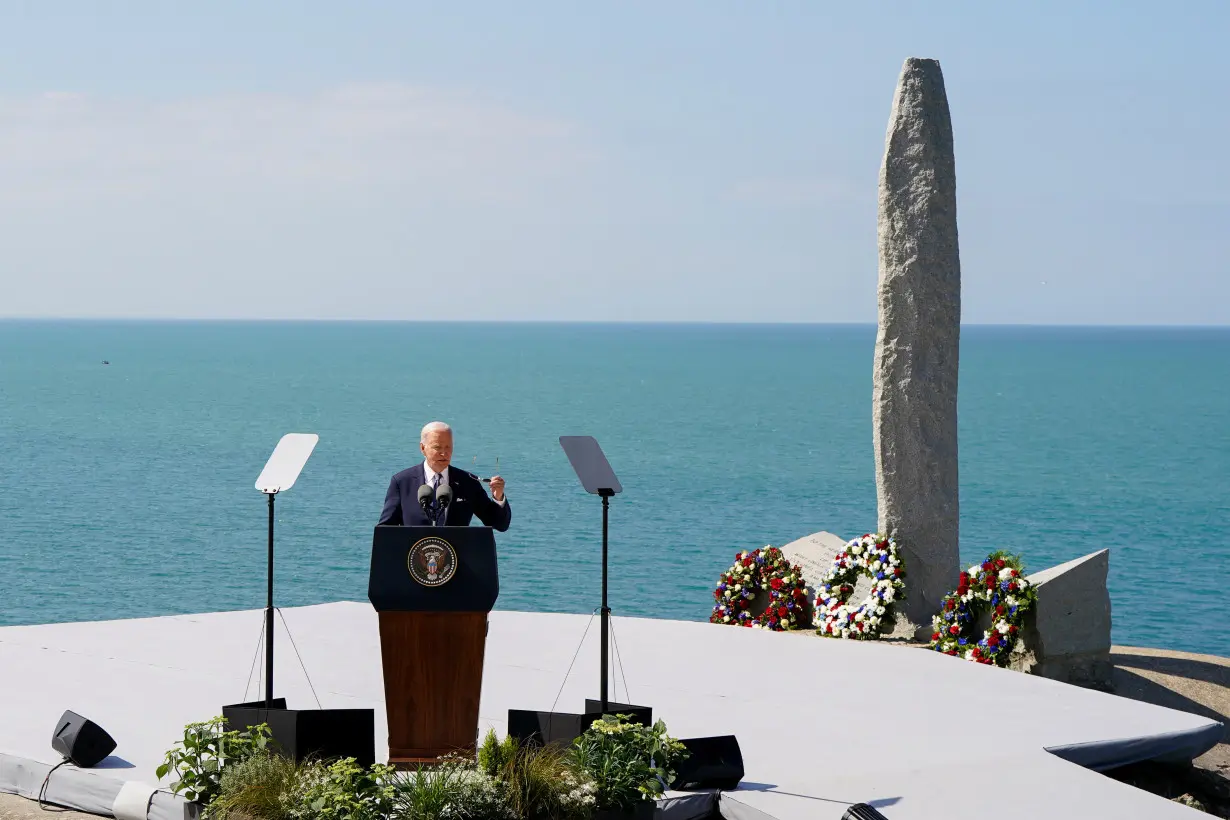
top-left (1, 1), bottom-right (1225, 323)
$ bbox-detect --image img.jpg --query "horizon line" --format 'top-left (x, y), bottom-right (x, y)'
top-left (1, 316), bottom-right (1229, 330)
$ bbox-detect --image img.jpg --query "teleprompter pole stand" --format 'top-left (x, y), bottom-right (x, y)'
top-left (253, 433), bottom-right (320, 711)
top-left (558, 436), bottom-right (624, 715)
top-left (265, 489), bottom-right (278, 707)
top-left (599, 488), bottom-right (614, 711)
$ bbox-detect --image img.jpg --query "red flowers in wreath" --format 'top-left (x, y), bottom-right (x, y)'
top-left (711, 546), bottom-right (810, 631)
top-left (928, 550), bottom-right (1036, 667)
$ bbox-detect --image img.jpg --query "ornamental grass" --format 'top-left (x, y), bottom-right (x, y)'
top-left (171, 715), bottom-right (681, 820)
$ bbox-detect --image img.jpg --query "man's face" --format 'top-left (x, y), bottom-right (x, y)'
top-left (420, 430), bottom-right (453, 473)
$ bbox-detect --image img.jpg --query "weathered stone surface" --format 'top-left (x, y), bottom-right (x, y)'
top-left (1011, 550), bottom-right (1114, 689)
top-left (873, 57), bottom-right (961, 636)
top-left (779, 531), bottom-right (847, 601)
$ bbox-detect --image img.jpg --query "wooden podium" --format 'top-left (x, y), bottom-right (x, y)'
top-left (368, 525), bottom-right (499, 766)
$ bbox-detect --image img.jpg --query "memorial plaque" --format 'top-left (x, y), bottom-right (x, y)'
top-left (779, 531), bottom-right (848, 600)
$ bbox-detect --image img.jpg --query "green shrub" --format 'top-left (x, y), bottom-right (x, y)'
top-left (289, 758), bottom-right (395, 820)
top-left (156, 717), bottom-right (273, 805)
top-left (211, 752), bottom-right (303, 820)
top-left (570, 715), bottom-right (688, 811)
top-left (477, 729), bottom-right (518, 779)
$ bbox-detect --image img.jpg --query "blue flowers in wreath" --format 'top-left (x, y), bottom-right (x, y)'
top-left (710, 546), bottom-right (811, 631)
top-left (814, 533), bottom-right (906, 640)
top-left (929, 550), bottom-right (1036, 666)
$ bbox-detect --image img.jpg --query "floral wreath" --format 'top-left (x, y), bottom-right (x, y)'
top-left (711, 546), bottom-right (810, 631)
top-left (929, 551), bottom-right (1036, 666)
top-left (813, 533), bottom-right (905, 639)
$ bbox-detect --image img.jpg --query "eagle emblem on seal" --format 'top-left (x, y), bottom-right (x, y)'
top-left (407, 536), bottom-right (458, 587)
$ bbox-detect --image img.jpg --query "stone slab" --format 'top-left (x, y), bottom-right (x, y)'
top-left (778, 531), bottom-right (847, 600)
top-left (1013, 550), bottom-right (1114, 688)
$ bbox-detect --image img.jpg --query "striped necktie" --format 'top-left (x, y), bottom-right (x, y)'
top-left (431, 472), bottom-right (442, 524)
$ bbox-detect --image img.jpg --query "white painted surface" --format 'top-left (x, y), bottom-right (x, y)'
top-left (0, 603), bottom-right (1217, 819)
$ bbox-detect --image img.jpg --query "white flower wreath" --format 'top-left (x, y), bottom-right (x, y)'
top-left (814, 533), bottom-right (906, 639)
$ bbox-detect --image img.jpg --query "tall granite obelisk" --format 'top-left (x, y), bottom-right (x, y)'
top-left (873, 58), bottom-right (961, 636)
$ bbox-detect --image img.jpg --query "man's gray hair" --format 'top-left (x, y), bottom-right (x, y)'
top-left (420, 421), bottom-right (452, 443)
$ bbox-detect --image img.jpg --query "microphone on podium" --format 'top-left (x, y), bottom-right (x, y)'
top-left (417, 484), bottom-right (434, 520)
top-left (435, 484), bottom-right (453, 526)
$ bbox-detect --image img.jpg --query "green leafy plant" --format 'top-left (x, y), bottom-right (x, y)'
top-left (570, 715), bottom-right (688, 811)
top-left (289, 757), bottom-right (395, 820)
top-left (156, 717), bottom-right (273, 805)
top-left (390, 761), bottom-right (461, 820)
top-left (210, 751), bottom-right (303, 820)
top-left (391, 754), bottom-right (513, 820)
top-left (439, 767), bottom-right (515, 820)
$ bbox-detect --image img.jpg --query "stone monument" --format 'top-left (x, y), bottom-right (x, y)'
top-left (873, 57), bottom-right (962, 636)
top-left (1011, 550), bottom-right (1114, 689)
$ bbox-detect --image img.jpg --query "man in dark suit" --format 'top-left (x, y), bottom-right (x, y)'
top-left (378, 421), bottom-right (511, 531)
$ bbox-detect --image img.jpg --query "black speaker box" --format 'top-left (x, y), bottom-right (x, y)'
top-left (508, 701), bottom-right (653, 748)
top-left (673, 735), bottom-right (744, 791)
top-left (582, 700), bottom-right (652, 724)
top-left (50, 710), bottom-right (117, 768)
top-left (507, 710), bottom-right (585, 747)
top-left (222, 700), bottom-right (375, 768)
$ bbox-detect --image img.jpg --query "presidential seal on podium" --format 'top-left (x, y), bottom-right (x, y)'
top-left (406, 536), bottom-right (458, 587)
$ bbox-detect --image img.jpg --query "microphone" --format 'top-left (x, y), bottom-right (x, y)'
top-left (417, 484), bottom-right (434, 520)
top-left (434, 484), bottom-right (453, 527)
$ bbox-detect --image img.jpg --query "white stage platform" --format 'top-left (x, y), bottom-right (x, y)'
top-left (0, 602), bottom-right (1221, 819)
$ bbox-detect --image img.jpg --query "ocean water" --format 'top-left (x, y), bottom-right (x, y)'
top-left (0, 321), bottom-right (1227, 655)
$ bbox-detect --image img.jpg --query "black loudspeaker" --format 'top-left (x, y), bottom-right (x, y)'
top-left (50, 711), bottom-right (117, 768)
top-left (507, 710), bottom-right (585, 747)
top-left (222, 700), bottom-right (375, 768)
top-left (842, 804), bottom-right (889, 820)
top-left (673, 735), bottom-right (744, 791)
top-left (508, 702), bottom-right (653, 748)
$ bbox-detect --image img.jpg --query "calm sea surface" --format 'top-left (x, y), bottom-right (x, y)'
top-left (1, 321), bottom-right (1227, 655)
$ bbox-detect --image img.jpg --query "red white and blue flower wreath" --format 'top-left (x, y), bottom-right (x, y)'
top-left (711, 546), bottom-right (810, 631)
top-left (814, 533), bottom-right (905, 639)
top-left (929, 551), bottom-right (1036, 666)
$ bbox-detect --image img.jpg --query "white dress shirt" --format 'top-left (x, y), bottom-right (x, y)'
top-left (424, 462), bottom-right (506, 506)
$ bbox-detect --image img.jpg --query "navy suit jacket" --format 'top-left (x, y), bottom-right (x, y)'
top-left (377, 464), bottom-right (512, 532)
